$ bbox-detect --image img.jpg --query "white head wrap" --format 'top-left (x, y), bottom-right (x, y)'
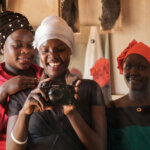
top-left (33, 16), bottom-right (74, 51)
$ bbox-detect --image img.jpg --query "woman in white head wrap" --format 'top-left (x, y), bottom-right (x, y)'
top-left (6, 16), bottom-right (107, 150)
top-left (33, 16), bottom-right (74, 79)
top-left (33, 16), bottom-right (74, 51)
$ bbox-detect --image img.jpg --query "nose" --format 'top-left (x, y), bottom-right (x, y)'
top-left (130, 66), bottom-right (138, 75)
top-left (48, 48), bottom-right (59, 57)
top-left (20, 46), bottom-right (30, 54)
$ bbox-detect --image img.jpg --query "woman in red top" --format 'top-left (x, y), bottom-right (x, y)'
top-left (0, 11), bottom-right (43, 149)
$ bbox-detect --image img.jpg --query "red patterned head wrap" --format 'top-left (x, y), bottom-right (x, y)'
top-left (117, 40), bottom-right (150, 74)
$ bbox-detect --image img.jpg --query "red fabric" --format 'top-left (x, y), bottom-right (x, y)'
top-left (0, 63), bottom-right (43, 150)
top-left (90, 58), bottom-right (110, 87)
top-left (117, 40), bottom-right (150, 74)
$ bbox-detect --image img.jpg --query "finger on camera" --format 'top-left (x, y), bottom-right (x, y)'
top-left (38, 90), bottom-right (48, 102)
top-left (75, 79), bottom-right (81, 87)
top-left (40, 72), bottom-right (49, 81)
top-left (29, 98), bottom-right (43, 112)
top-left (63, 105), bottom-right (75, 111)
top-left (34, 107), bottom-right (40, 113)
top-left (38, 78), bottom-right (51, 88)
top-left (32, 102), bottom-right (42, 112)
top-left (31, 87), bottom-right (48, 102)
top-left (74, 87), bottom-right (78, 93)
top-left (45, 106), bottom-right (53, 110)
top-left (74, 94), bottom-right (78, 100)
top-left (31, 94), bottom-right (47, 111)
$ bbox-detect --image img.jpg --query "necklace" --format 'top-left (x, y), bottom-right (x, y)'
top-left (136, 107), bottom-right (142, 112)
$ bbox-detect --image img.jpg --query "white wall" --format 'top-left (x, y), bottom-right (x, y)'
top-left (4, 0), bottom-right (150, 95)
top-left (110, 0), bottom-right (150, 95)
top-left (7, 0), bottom-right (58, 28)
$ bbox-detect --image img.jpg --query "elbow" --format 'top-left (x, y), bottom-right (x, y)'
top-left (85, 134), bottom-right (107, 150)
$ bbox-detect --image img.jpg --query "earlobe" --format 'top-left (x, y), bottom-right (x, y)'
top-left (1, 48), bottom-right (4, 54)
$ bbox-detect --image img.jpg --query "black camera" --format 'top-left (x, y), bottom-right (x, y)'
top-left (41, 82), bottom-right (76, 106)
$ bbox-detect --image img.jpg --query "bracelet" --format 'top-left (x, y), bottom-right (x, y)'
top-left (11, 130), bottom-right (28, 145)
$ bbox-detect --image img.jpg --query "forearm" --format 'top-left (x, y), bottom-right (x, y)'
top-left (0, 84), bottom-right (8, 105)
top-left (6, 111), bottom-right (30, 150)
top-left (66, 109), bottom-right (106, 150)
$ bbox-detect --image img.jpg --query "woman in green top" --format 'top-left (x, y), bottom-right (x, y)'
top-left (107, 40), bottom-right (150, 150)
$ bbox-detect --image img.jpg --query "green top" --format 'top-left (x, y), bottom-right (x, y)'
top-left (108, 126), bottom-right (150, 150)
top-left (107, 105), bottom-right (150, 150)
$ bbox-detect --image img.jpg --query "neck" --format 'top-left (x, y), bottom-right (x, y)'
top-left (129, 88), bottom-right (150, 102)
top-left (4, 64), bottom-right (22, 76)
top-left (3, 63), bottom-right (34, 77)
top-left (49, 73), bottom-right (66, 84)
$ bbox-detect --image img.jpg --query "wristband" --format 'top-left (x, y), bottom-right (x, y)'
top-left (11, 130), bottom-right (28, 145)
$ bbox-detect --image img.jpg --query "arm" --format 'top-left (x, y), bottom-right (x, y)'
top-left (6, 78), bottom-right (52, 150)
top-left (0, 76), bottom-right (39, 105)
top-left (65, 106), bottom-right (107, 150)
top-left (64, 80), bottom-right (107, 150)
top-left (6, 114), bottom-right (30, 150)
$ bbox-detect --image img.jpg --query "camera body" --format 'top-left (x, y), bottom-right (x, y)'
top-left (41, 82), bottom-right (76, 106)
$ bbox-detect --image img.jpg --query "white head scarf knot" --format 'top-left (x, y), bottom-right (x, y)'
top-left (33, 16), bottom-right (74, 51)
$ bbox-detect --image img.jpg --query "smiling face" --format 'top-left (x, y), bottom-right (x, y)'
top-left (39, 39), bottom-right (71, 78)
top-left (123, 54), bottom-right (150, 91)
top-left (2, 29), bottom-right (35, 74)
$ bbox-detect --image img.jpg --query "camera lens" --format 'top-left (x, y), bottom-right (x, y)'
top-left (48, 87), bottom-right (63, 101)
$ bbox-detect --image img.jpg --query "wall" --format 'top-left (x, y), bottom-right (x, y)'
top-left (5, 0), bottom-right (92, 76)
top-left (110, 0), bottom-right (150, 95)
top-left (3, 0), bottom-right (150, 95)
top-left (69, 26), bottom-right (90, 75)
top-left (6, 0), bottom-right (59, 28)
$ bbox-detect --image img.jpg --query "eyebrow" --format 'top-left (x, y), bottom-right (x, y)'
top-left (14, 40), bottom-right (33, 43)
top-left (57, 44), bottom-right (67, 48)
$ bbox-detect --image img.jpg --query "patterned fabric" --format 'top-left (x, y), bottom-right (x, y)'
top-left (0, 11), bottom-right (34, 50)
top-left (0, 63), bottom-right (43, 150)
top-left (117, 40), bottom-right (150, 74)
top-left (107, 103), bottom-right (150, 150)
top-left (33, 16), bottom-right (74, 51)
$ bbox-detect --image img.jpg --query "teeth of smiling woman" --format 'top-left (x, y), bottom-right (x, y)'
top-left (49, 62), bottom-right (60, 67)
top-left (18, 58), bottom-right (31, 62)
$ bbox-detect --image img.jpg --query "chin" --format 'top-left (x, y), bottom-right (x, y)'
top-left (19, 65), bottom-right (31, 70)
top-left (131, 85), bottom-right (146, 92)
top-left (46, 71), bottom-right (59, 78)
top-left (47, 70), bottom-right (66, 79)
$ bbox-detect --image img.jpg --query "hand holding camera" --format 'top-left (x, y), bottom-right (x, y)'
top-left (40, 79), bottom-right (80, 106)
top-left (39, 78), bottom-right (81, 115)
top-left (21, 78), bottom-right (80, 115)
